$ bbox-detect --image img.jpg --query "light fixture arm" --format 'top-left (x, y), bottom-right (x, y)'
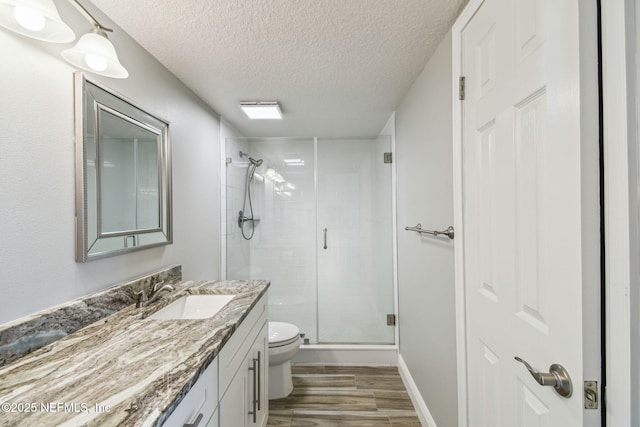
top-left (67, 0), bottom-right (113, 34)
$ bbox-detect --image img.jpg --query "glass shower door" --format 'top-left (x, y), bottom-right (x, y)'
top-left (316, 137), bottom-right (394, 344)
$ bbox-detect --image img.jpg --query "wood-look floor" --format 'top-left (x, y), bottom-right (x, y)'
top-left (267, 365), bottom-right (421, 426)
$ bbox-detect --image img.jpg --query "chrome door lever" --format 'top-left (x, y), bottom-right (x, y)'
top-left (514, 357), bottom-right (573, 397)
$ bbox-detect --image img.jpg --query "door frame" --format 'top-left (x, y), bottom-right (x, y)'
top-left (601, 1), bottom-right (636, 426)
top-left (452, 0), bottom-right (605, 425)
top-left (451, 3), bottom-right (480, 425)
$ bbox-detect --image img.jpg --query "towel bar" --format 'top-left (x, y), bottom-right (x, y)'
top-left (404, 224), bottom-right (454, 240)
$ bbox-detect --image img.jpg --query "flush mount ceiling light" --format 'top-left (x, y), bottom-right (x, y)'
top-left (0, 0), bottom-right (74, 42)
top-left (0, 0), bottom-right (128, 78)
top-left (240, 101), bottom-right (283, 120)
top-left (283, 158), bottom-right (305, 166)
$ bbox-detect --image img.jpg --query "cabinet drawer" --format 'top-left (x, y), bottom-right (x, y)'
top-left (219, 293), bottom-right (267, 394)
top-left (163, 359), bottom-right (218, 427)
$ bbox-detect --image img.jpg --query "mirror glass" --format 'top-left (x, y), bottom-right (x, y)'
top-left (75, 73), bottom-right (172, 262)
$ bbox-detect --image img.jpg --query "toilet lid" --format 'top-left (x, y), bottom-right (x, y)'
top-left (269, 321), bottom-right (300, 345)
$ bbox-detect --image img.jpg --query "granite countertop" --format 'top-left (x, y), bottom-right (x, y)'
top-left (0, 279), bottom-right (269, 427)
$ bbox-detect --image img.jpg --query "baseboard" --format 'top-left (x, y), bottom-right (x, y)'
top-left (397, 354), bottom-right (438, 427)
top-left (292, 345), bottom-right (398, 365)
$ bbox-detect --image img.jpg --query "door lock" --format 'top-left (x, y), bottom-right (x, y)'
top-left (514, 357), bottom-right (573, 398)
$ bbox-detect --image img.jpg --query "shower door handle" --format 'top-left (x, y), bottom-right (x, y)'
top-left (323, 228), bottom-right (328, 250)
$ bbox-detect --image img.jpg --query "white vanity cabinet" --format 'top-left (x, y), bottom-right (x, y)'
top-left (162, 359), bottom-right (219, 427)
top-left (162, 292), bottom-right (268, 427)
top-left (218, 294), bottom-right (268, 427)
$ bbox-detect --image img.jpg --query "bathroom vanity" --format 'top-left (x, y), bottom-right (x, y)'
top-left (0, 277), bottom-right (269, 427)
top-left (164, 290), bottom-right (268, 427)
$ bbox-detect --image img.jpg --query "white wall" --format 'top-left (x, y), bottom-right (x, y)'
top-left (395, 31), bottom-right (457, 427)
top-left (0, 1), bottom-right (221, 324)
top-left (601, 1), bottom-right (640, 425)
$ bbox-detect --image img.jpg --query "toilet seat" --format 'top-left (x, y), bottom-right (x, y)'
top-left (269, 322), bottom-right (300, 348)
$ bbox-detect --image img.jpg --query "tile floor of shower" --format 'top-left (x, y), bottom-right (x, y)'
top-left (267, 365), bottom-right (421, 426)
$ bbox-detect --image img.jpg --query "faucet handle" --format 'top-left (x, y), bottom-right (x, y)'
top-left (151, 281), bottom-right (165, 293)
top-left (135, 290), bottom-right (148, 308)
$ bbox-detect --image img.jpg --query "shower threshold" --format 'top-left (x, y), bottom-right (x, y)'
top-left (293, 344), bottom-right (398, 366)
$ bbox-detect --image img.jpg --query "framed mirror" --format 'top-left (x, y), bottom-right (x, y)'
top-left (75, 73), bottom-right (172, 262)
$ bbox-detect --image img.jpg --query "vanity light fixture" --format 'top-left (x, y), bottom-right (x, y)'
top-left (61, 0), bottom-right (128, 78)
top-left (240, 101), bottom-right (283, 120)
top-left (0, 0), bottom-right (128, 78)
top-left (62, 26), bottom-right (128, 78)
top-left (0, 0), bottom-right (74, 42)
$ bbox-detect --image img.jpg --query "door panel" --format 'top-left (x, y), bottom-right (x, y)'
top-left (514, 91), bottom-right (548, 335)
top-left (518, 383), bottom-right (550, 426)
top-left (461, 0), bottom-right (596, 424)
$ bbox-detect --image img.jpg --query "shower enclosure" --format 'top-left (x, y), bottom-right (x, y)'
top-left (224, 136), bottom-right (394, 345)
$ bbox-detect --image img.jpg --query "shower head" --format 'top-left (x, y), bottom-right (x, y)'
top-left (239, 150), bottom-right (263, 167)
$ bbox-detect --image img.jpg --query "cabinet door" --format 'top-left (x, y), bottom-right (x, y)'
top-left (252, 323), bottom-right (268, 427)
top-left (219, 313), bottom-right (268, 427)
top-left (219, 367), bottom-right (246, 427)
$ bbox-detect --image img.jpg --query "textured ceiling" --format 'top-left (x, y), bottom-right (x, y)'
top-left (91, 0), bottom-right (467, 137)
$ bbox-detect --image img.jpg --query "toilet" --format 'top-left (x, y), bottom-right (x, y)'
top-left (268, 321), bottom-right (301, 399)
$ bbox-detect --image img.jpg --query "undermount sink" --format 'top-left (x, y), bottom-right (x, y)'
top-left (147, 294), bottom-right (236, 320)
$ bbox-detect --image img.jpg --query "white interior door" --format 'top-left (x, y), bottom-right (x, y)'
top-left (457, 0), bottom-right (600, 425)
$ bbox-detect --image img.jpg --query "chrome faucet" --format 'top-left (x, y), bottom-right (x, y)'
top-left (136, 281), bottom-right (175, 308)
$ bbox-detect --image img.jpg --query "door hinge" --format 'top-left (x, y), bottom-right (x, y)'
top-left (584, 381), bottom-right (598, 409)
top-left (386, 314), bottom-right (396, 326)
top-left (384, 152), bottom-right (392, 163)
top-left (459, 76), bottom-right (466, 100)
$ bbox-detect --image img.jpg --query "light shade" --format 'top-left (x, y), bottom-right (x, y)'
top-left (240, 101), bottom-right (283, 120)
top-left (0, 0), bottom-right (74, 42)
top-left (62, 30), bottom-right (128, 79)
